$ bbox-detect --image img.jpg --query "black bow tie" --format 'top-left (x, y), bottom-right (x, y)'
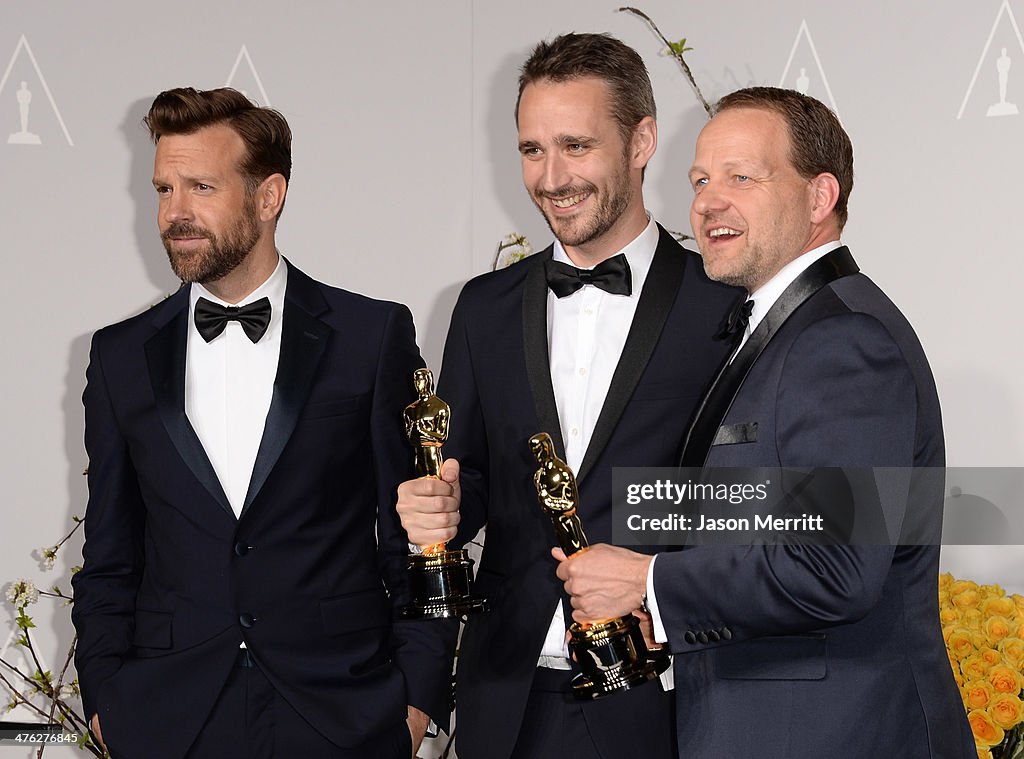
top-left (544, 254), bottom-right (632, 298)
top-left (717, 298), bottom-right (754, 340)
top-left (194, 296), bottom-right (272, 343)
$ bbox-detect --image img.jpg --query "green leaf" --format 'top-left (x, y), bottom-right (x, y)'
top-left (15, 609), bottom-right (36, 631)
top-left (30, 669), bottom-right (53, 687)
top-left (668, 39), bottom-right (693, 55)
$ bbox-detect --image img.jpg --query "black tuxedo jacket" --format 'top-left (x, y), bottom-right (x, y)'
top-left (72, 261), bottom-right (457, 759)
top-left (437, 226), bottom-right (739, 759)
top-left (659, 248), bottom-right (975, 757)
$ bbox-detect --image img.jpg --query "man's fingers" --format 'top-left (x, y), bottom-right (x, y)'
top-left (395, 475), bottom-right (461, 546)
top-left (631, 607), bottom-right (661, 650)
top-left (406, 705), bottom-right (429, 757)
top-left (90, 714), bottom-right (106, 751)
top-left (553, 548), bottom-right (572, 582)
top-left (399, 508), bottom-right (460, 531)
top-left (398, 493), bottom-right (460, 516)
top-left (397, 477), bottom-right (454, 500)
top-left (396, 478), bottom-right (460, 517)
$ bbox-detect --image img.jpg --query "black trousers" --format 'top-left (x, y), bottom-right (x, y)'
top-left (509, 667), bottom-right (676, 759)
top-left (179, 650), bottom-right (412, 759)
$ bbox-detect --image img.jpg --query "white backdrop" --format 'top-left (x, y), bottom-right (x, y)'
top-left (2, 1), bottom-right (1022, 755)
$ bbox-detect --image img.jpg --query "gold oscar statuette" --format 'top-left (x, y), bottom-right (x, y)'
top-left (530, 431), bottom-right (669, 699)
top-left (400, 368), bottom-right (487, 619)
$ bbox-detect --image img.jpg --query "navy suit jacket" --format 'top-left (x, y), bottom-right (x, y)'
top-left (660, 248), bottom-right (975, 757)
top-left (72, 261), bottom-right (457, 759)
top-left (438, 226), bottom-right (739, 759)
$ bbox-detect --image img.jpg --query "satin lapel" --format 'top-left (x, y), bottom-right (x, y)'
top-left (679, 246), bottom-right (860, 466)
top-left (145, 290), bottom-right (234, 519)
top-left (240, 266), bottom-right (330, 518)
top-left (576, 228), bottom-right (686, 483)
top-left (522, 247), bottom-right (567, 460)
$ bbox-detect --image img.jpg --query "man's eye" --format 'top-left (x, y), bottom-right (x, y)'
top-left (736, 175), bottom-right (749, 182)
top-left (567, 143), bottom-right (585, 153)
top-left (693, 177), bottom-right (708, 189)
top-left (196, 183), bottom-right (212, 191)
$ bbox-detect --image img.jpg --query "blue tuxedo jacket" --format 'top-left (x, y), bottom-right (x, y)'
top-left (72, 261), bottom-right (456, 759)
top-left (438, 226), bottom-right (740, 759)
top-left (661, 248), bottom-right (975, 757)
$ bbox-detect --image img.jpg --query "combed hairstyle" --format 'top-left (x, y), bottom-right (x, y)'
top-left (515, 33), bottom-right (656, 145)
top-left (715, 87), bottom-right (854, 231)
top-left (144, 87), bottom-right (292, 215)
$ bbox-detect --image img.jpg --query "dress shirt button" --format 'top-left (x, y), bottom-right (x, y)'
top-left (578, 367), bottom-right (586, 376)
top-left (684, 631), bottom-right (697, 645)
top-left (239, 613), bottom-right (256, 629)
top-left (708, 630), bottom-right (721, 643)
top-left (697, 631), bottom-right (709, 644)
top-left (234, 542), bottom-right (251, 557)
top-left (720, 627), bottom-right (733, 640)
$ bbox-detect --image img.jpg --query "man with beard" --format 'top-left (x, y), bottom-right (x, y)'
top-left (395, 34), bottom-right (738, 759)
top-left (552, 87), bottom-right (975, 757)
top-left (72, 87), bottom-right (456, 759)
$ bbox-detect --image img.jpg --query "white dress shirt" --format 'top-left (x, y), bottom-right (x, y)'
top-left (646, 239), bottom-right (843, 643)
top-left (538, 215), bottom-right (659, 668)
top-left (186, 255), bottom-right (287, 518)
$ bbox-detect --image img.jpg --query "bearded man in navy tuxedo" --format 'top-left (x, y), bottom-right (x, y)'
top-left (394, 33), bottom-right (739, 759)
top-left (72, 87), bottom-right (454, 759)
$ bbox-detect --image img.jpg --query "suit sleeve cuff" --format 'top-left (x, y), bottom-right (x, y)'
top-left (647, 554), bottom-right (668, 644)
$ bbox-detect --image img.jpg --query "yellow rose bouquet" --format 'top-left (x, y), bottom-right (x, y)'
top-left (940, 573), bottom-right (1024, 759)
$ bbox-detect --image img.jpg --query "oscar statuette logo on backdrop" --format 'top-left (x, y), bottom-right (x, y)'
top-left (0, 35), bottom-right (73, 147)
top-left (778, 19), bottom-right (840, 116)
top-left (225, 44), bottom-right (272, 106)
top-left (957, 0), bottom-right (1023, 119)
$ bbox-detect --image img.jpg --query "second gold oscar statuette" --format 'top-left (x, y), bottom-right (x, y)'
top-left (530, 431), bottom-right (669, 699)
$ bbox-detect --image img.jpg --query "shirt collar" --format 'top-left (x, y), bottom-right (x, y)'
top-left (189, 252), bottom-right (287, 314)
top-left (747, 240), bottom-right (843, 334)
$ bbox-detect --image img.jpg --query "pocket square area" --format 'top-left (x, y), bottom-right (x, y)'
top-left (712, 422), bottom-right (758, 446)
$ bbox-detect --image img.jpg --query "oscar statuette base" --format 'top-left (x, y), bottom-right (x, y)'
top-left (401, 549), bottom-right (488, 620)
top-left (568, 614), bottom-right (671, 700)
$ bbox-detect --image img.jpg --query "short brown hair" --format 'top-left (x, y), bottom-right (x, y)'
top-left (715, 87), bottom-right (853, 231)
top-left (515, 33), bottom-right (656, 145)
top-left (144, 87), bottom-right (291, 215)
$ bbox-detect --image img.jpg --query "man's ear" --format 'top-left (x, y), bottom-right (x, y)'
top-left (630, 116), bottom-right (658, 171)
top-left (257, 174), bottom-right (287, 222)
top-left (809, 172), bottom-right (840, 224)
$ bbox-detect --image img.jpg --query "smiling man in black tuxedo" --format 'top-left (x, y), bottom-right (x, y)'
top-left (395, 33), bottom-right (739, 759)
top-left (72, 87), bottom-right (455, 759)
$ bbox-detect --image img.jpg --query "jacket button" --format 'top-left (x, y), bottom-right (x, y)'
top-left (708, 630), bottom-right (721, 643)
top-left (684, 631), bottom-right (697, 645)
top-left (239, 613), bottom-right (256, 628)
top-left (234, 543), bottom-right (251, 557)
top-left (697, 631), bottom-right (709, 644)
top-left (721, 626), bottom-right (733, 640)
